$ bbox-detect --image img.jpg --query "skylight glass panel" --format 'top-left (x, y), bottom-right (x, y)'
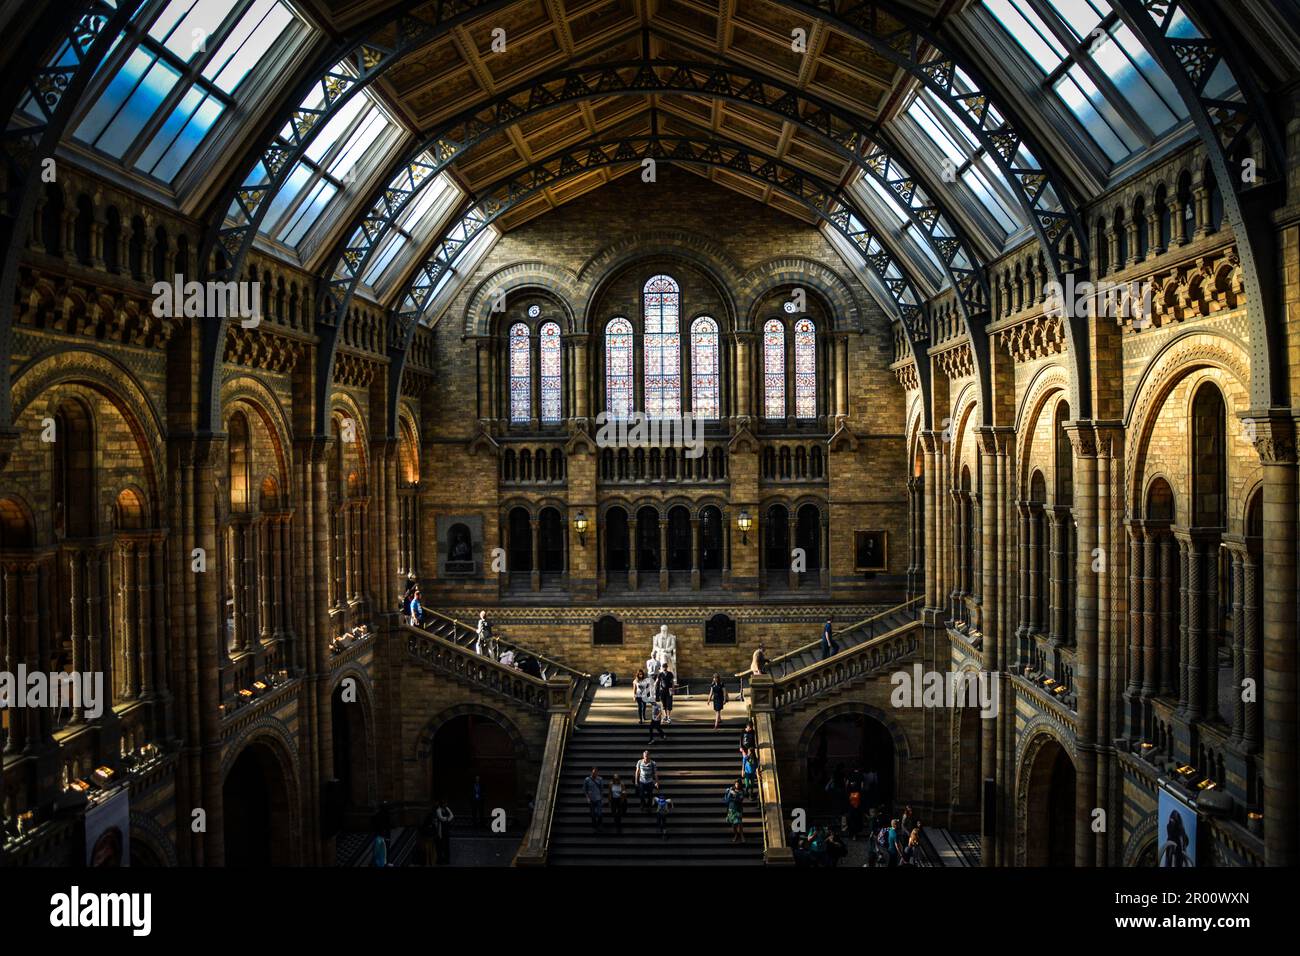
top-left (984, 0), bottom-right (1065, 72)
top-left (69, 0), bottom-right (303, 183)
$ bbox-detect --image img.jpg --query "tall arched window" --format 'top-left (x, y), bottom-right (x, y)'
top-left (509, 323), bottom-right (530, 423)
top-left (763, 319), bottom-right (785, 419)
top-left (690, 315), bottom-right (720, 419)
top-left (539, 321), bottom-right (562, 423)
top-left (643, 275), bottom-right (681, 417)
top-left (794, 318), bottom-right (816, 419)
top-left (605, 317), bottom-right (634, 419)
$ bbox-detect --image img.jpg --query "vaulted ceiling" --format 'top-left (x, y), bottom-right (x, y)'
top-left (299, 0), bottom-right (941, 230)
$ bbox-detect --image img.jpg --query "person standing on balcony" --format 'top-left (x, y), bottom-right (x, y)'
top-left (409, 587), bottom-right (426, 628)
top-left (475, 610), bottom-right (493, 656)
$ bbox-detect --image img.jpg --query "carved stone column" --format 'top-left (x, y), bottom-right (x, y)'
top-left (690, 517), bottom-right (700, 590)
top-left (530, 516), bottom-right (541, 592)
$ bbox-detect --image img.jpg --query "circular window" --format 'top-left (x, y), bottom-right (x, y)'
top-left (527, 304), bottom-right (541, 318)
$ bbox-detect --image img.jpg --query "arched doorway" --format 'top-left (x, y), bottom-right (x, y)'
top-left (763, 504), bottom-right (789, 589)
top-left (955, 704), bottom-right (983, 829)
top-left (331, 683), bottom-right (370, 814)
top-left (223, 742), bottom-right (293, 866)
top-left (666, 506), bottom-right (691, 581)
top-left (604, 507), bottom-right (629, 587)
top-left (1024, 738), bottom-right (1076, 866)
top-left (507, 507), bottom-right (532, 589)
top-left (538, 507), bottom-right (564, 583)
top-left (430, 713), bottom-right (518, 819)
top-left (699, 505), bottom-right (723, 584)
top-left (635, 507), bottom-right (660, 579)
top-left (795, 504), bottom-right (821, 587)
top-left (806, 712), bottom-right (895, 813)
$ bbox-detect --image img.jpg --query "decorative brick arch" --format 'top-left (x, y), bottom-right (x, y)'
top-left (129, 810), bottom-right (180, 867)
top-left (794, 700), bottom-right (912, 800)
top-left (1124, 331), bottom-right (1251, 509)
top-left (330, 664), bottom-right (379, 807)
top-left (1014, 721), bottom-right (1077, 866)
top-left (222, 375), bottom-right (293, 501)
top-left (738, 256), bottom-right (863, 332)
top-left (413, 702), bottom-right (531, 807)
top-left (10, 348), bottom-right (166, 517)
top-left (1122, 810), bottom-right (1159, 867)
top-left (464, 260), bottom-right (580, 336)
top-left (219, 717), bottom-right (304, 865)
top-left (1015, 365), bottom-right (1070, 494)
top-left (575, 229), bottom-right (744, 326)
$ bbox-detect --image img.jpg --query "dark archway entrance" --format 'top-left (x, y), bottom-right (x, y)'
top-left (331, 684), bottom-right (370, 813)
top-left (604, 507), bottom-right (629, 586)
top-left (430, 713), bottom-right (518, 820)
top-left (1025, 739), bottom-right (1076, 866)
top-left (955, 705), bottom-right (983, 829)
top-left (223, 743), bottom-right (292, 866)
top-left (806, 712), bottom-right (895, 813)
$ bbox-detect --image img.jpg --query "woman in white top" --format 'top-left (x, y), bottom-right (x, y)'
top-left (633, 669), bottom-right (654, 723)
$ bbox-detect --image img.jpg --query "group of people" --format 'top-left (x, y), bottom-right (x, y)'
top-left (581, 752), bottom-right (674, 839)
top-left (632, 660), bottom-right (676, 741)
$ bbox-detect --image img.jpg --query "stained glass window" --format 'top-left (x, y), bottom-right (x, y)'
top-left (70, 0), bottom-right (301, 183)
top-left (605, 317), bottom-right (634, 419)
top-left (763, 319), bottom-right (786, 420)
top-left (643, 275), bottom-right (681, 418)
top-left (794, 318), bottom-right (817, 419)
top-left (691, 316), bottom-right (720, 420)
top-left (509, 323), bottom-right (531, 424)
top-left (539, 321), bottom-right (562, 424)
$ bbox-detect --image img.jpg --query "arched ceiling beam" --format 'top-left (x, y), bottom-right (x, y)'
top-left (775, 0), bottom-right (1091, 419)
top-left (191, 0), bottom-right (519, 435)
top-left (1111, 0), bottom-right (1287, 411)
top-left (0, 0), bottom-right (146, 438)
top-left (381, 133), bottom-right (934, 436)
top-left (313, 59), bottom-right (990, 437)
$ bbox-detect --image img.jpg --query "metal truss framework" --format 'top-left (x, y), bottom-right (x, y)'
top-left (0, 0), bottom-right (145, 433)
top-left (190, 0), bottom-right (1090, 434)
top-left (314, 58), bottom-right (996, 434)
top-left (1111, 0), bottom-right (1286, 410)
top-left (382, 133), bottom-right (935, 433)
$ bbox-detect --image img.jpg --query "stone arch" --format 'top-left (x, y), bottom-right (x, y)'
top-left (794, 700), bottom-right (911, 810)
top-left (219, 719), bottom-right (303, 866)
top-left (1016, 371), bottom-right (1071, 495)
top-left (463, 261), bottom-right (580, 336)
top-left (1124, 332), bottom-right (1252, 514)
top-left (1122, 810), bottom-right (1160, 867)
top-left (1015, 722), bottom-right (1077, 866)
top-left (575, 229), bottom-right (745, 326)
top-left (330, 664), bottom-right (378, 808)
top-left (738, 256), bottom-right (863, 331)
top-left (129, 810), bottom-right (180, 867)
top-left (220, 375), bottom-right (293, 498)
top-left (10, 349), bottom-right (165, 523)
top-left (414, 702), bottom-right (530, 807)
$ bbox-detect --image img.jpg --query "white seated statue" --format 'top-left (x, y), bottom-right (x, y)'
top-left (651, 624), bottom-right (678, 678)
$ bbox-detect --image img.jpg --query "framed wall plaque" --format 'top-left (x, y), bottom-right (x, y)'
top-left (854, 529), bottom-right (888, 571)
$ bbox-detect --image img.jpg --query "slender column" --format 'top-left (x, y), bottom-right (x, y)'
top-left (1159, 534), bottom-right (1176, 697)
top-left (1251, 420), bottom-right (1297, 865)
top-left (136, 540), bottom-right (151, 698)
top-left (1125, 524), bottom-right (1144, 703)
top-left (922, 431), bottom-right (939, 610)
top-left (735, 334), bottom-right (751, 422)
top-left (1016, 503), bottom-right (1031, 664)
top-left (1185, 535), bottom-right (1205, 721)
top-left (690, 517), bottom-right (700, 590)
top-left (1242, 551), bottom-right (1261, 753)
top-left (1141, 531), bottom-right (1160, 699)
top-left (476, 341), bottom-right (491, 420)
top-left (1176, 537), bottom-right (1190, 711)
top-left (1028, 506), bottom-right (1042, 637)
top-left (68, 551), bottom-right (84, 724)
top-left (574, 335), bottom-right (589, 421)
top-left (1228, 544), bottom-right (1245, 743)
top-left (530, 517), bottom-right (541, 592)
top-left (628, 514), bottom-right (638, 591)
top-left (1048, 509), bottom-right (1065, 645)
top-left (659, 517), bottom-right (669, 591)
top-left (1066, 425), bottom-right (1098, 868)
top-left (122, 540), bottom-right (139, 698)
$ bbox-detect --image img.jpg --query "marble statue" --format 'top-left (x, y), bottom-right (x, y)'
top-left (651, 624), bottom-right (677, 677)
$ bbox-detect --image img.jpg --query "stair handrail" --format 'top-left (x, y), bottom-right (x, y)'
top-left (733, 597), bottom-right (922, 680)
top-left (418, 606), bottom-right (593, 682)
top-left (770, 618), bottom-right (921, 710)
top-left (404, 623), bottom-right (553, 710)
top-left (513, 677), bottom-right (573, 866)
top-left (747, 675), bottom-right (794, 865)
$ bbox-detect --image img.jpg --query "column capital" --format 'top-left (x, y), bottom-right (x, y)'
top-left (1240, 409), bottom-right (1298, 465)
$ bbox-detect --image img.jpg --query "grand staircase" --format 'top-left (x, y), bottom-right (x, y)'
top-left (764, 598), bottom-right (922, 679)
top-left (547, 691), bottom-right (764, 865)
